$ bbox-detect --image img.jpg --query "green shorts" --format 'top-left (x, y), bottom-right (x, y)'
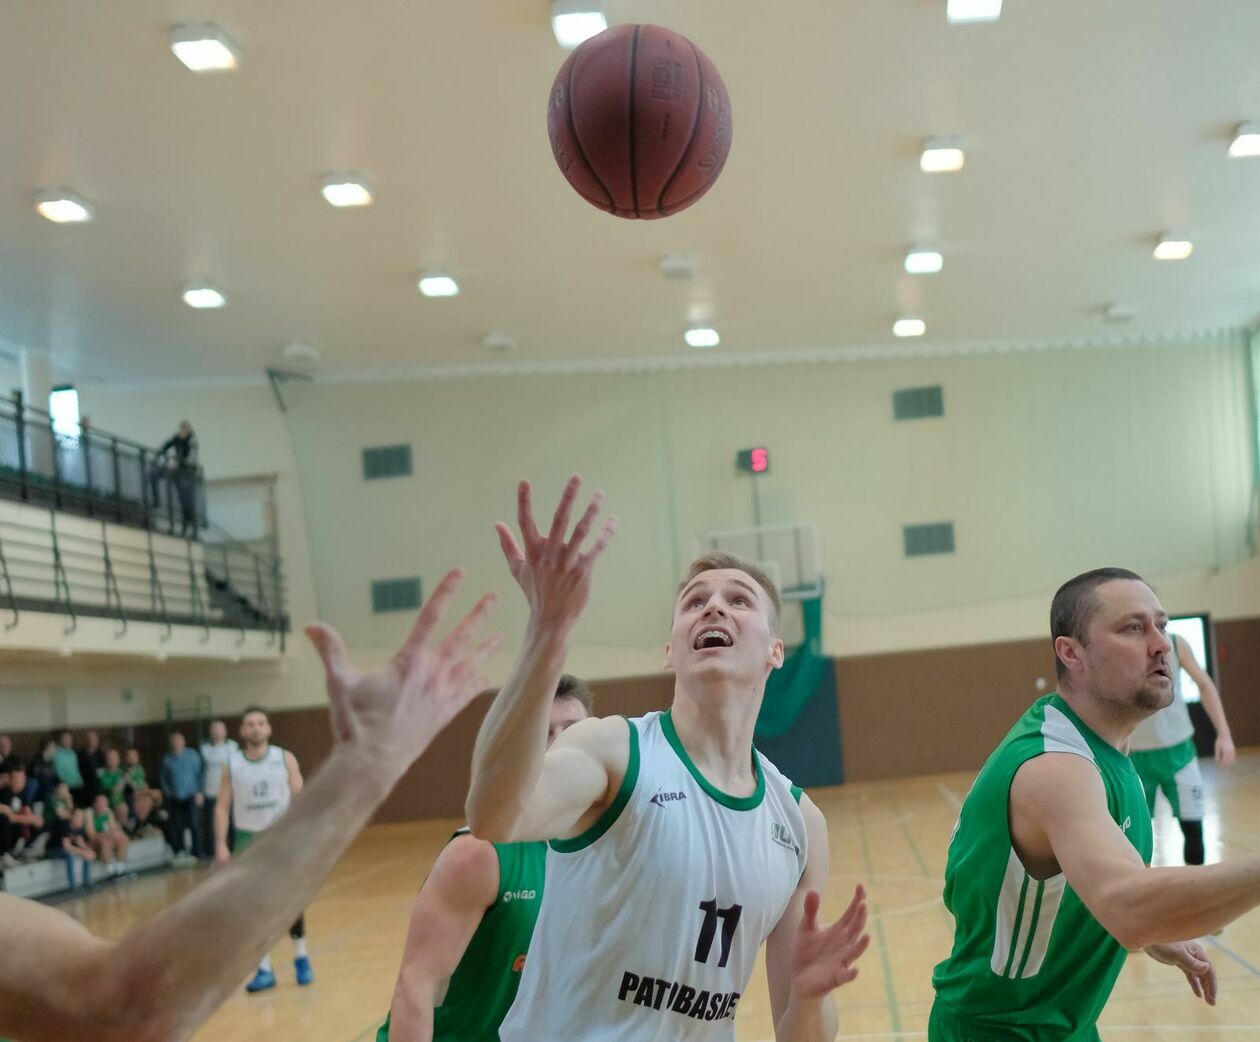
top-left (1130, 738), bottom-right (1202, 820)
top-left (232, 828), bottom-right (260, 854)
top-left (928, 1002), bottom-right (1100, 1042)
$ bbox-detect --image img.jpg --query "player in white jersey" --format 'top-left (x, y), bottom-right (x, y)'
top-left (468, 477), bottom-right (870, 1042)
top-left (1129, 632), bottom-right (1235, 866)
top-left (215, 706), bottom-right (310, 993)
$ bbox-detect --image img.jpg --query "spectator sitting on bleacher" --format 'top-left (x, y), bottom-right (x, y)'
top-left (97, 748), bottom-right (128, 809)
top-left (53, 731), bottom-right (86, 807)
top-left (55, 808), bottom-right (96, 890)
top-left (122, 746), bottom-right (156, 804)
top-left (77, 730), bottom-right (105, 805)
top-left (128, 790), bottom-right (166, 839)
top-left (30, 738), bottom-right (60, 805)
top-left (112, 799), bottom-right (133, 835)
top-left (0, 767), bottom-right (46, 867)
top-left (48, 783), bottom-right (74, 825)
top-left (86, 794), bottom-right (129, 877)
top-left (161, 732), bottom-right (202, 864)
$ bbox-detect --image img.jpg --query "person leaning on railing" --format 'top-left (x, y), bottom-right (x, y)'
top-left (154, 421), bottom-right (200, 537)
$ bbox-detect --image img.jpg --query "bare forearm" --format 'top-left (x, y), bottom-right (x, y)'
top-left (776, 995), bottom-right (836, 1042)
top-left (465, 624), bottom-right (567, 837)
top-left (1109, 858), bottom-right (1260, 946)
top-left (106, 746), bottom-right (396, 1041)
top-left (389, 972), bottom-right (437, 1042)
top-left (214, 798), bottom-right (229, 848)
top-left (1198, 681), bottom-right (1231, 738)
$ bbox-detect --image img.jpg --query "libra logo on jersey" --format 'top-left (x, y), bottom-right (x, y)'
top-left (770, 823), bottom-right (799, 854)
top-left (650, 789), bottom-right (687, 807)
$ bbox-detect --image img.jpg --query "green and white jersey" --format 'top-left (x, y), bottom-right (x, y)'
top-left (1129, 636), bottom-right (1194, 751)
top-left (377, 832), bottom-right (546, 1042)
top-left (227, 745), bottom-right (290, 832)
top-left (500, 710), bottom-right (807, 1042)
top-left (931, 694), bottom-right (1153, 1042)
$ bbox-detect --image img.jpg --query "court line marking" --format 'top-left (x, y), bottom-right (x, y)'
top-left (856, 798), bottom-right (905, 1042)
top-left (935, 783), bottom-right (962, 810)
top-left (1205, 934), bottom-right (1260, 978)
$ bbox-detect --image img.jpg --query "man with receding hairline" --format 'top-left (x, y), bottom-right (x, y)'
top-left (927, 566), bottom-right (1260, 1041)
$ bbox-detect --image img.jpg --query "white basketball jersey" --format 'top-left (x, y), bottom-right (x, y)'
top-left (1130, 637), bottom-right (1196, 751)
top-left (228, 745), bottom-right (291, 832)
top-left (500, 710), bottom-right (808, 1042)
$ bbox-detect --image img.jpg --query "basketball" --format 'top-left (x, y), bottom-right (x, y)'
top-left (547, 24), bottom-right (733, 219)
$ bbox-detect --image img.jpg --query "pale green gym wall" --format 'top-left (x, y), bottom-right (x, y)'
top-left (3, 333), bottom-right (1254, 728)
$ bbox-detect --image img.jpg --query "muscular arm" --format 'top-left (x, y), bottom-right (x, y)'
top-left (388, 835), bottom-right (500, 1042)
top-left (1011, 753), bottom-right (1260, 948)
top-left (767, 797), bottom-right (839, 1042)
top-left (1175, 636), bottom-right (1234, 765)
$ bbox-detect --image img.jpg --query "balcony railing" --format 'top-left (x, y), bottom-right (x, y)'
top-left (0, 393), bottom-right (207, 538)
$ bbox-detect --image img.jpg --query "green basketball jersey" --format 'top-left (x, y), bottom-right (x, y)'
top-left (931, 694), bottom-right (1153, 1042)
top-left (378, 832), bottom-right (546, 1042)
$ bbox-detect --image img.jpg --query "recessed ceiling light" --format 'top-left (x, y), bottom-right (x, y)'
top-left (947, 0), bottom-right (1003, 24)
top-left (282, 343), bottom-right (322, 365)
top-left (169, 24), bottom-right (241, 72)
top-left (483, 332), bottom-right (518, 353)
top-left (321, 174), bottom-right (373, 208)
top-left (418, 273), bottom-right (460, 298)
top-left (684, 327), bottom-right (720, 349)
top-left (658, 255), bottom-right (696, 281)
top-left (551, 2), bottom-right (607, 48)
top-left (1104, 304), bottom-right (1135, 323)
top-left (905, 247), bottom-right (944, 274)
top-left (920, 138), bottom-right (966, 173)
top-left (183, 283), bottom-right (227, 309)
top-left (893, 317), bottom-right (926, 338)
top-left (1153, 234), bottom-right (1193, 261)
top-left (35, 189), bottom-right (94, 224)
top-left (1228, 121), bottom-right (1260, 158)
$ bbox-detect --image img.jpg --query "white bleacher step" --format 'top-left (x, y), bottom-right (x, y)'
top-left (0, 835), bottom-right (173, 899)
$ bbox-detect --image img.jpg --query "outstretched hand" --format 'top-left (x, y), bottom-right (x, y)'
top-left (495, 476), bottom-right (617, 634)
top-left (791, 886), bottom-right (870, 1001)
top-left (305, 569), bottom-right (501, 781)
top-left (1146, 940), bottom-right (1217, 1005)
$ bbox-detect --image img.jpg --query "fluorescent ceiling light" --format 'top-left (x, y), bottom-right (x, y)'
top-left (684, 327), bottom-right (720, 349)
top-left (1228, 122), bottom-right (1260, 158)
top-left (183, 283), bottom-right (227, 309)
top-left (1104, 304), bottom-right (1135, 323)
top-left (169, 24), bottom-right (241, 72)
top-left (321, 175), bottom-right (373, 207)
top-left (920, 139), bottom-right (966, 173)
top-left (418, 273), bottom-right (460, 298)
top-left (35, 190), bottom-right (94, 224)
top-left (1153, 234), bottom-right (1193, 261)
top-left (947, 0), bottom-right (1003, 24)
top-left (552, 3), bottom-right (607, 48)
top-left (893, 317), bottom-right (926, 338)
top-left (905, 247), bottom-right (943, 274)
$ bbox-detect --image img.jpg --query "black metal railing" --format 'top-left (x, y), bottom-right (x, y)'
top-left (0, 393), bottom-right (208, 538)
top-left (0, 510), bottom-right (288, 644)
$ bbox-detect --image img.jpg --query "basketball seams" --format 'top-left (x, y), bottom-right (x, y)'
top-left (628, 25), bottom-right (640, 217)
top-left (656, 38), bottom-right (706, 217)
top-left (565, 49), bottom-right (616, 214)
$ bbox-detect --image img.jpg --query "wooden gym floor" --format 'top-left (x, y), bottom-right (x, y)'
top-left (53, 750), bottom-right (1260, 1041)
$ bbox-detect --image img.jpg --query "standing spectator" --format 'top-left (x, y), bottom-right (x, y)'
top-left (0, 767), bottom-right (46, 866)
top-left (77, 730), bottom-right (105, 805)
top-left (55, 808), bottom-right (96, 890)
top-left (52, 731), bottom-right (86, 807)
top-left (0, 735), bottom-right (13, 773)
top-left (97, 748), bottom-right (128, 809)
top-left (29, 738), bottom-right (60, 805)
top-left (85, 795), bottom-right (129, 877)
top-left (199, 720), bottom-right (238, 861)
top-left (156, 421), bottom-right (200, 537)
top-left (161, 732), bottom-right (202, 863)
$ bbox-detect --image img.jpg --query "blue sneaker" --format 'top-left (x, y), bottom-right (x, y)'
top-left (294, 956), bottom-right (314, 986)
top-left (245, 968), bottom-right (276, 993)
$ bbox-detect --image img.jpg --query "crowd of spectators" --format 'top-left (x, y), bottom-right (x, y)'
top-left (0, 722), bottom-right (236, 891)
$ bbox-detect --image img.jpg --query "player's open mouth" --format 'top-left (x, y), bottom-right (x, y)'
top-left (1149, 666), bottom-right (1170, 680)
top-left (693, 628), bottom-right (734, 650)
